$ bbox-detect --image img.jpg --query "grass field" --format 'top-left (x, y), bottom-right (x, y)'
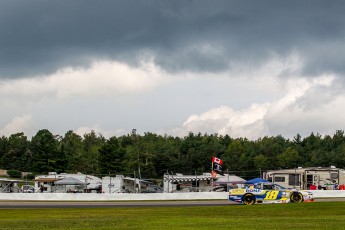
top-left (1, 202), bottom-right (345, 229)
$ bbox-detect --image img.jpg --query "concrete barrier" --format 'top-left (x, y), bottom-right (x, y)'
top-left (0, 192), bottom-right (228, 201)
top-left (0, 190), bottom-right (344, 201)
top-left (307, 190), bottom-right (345, 198)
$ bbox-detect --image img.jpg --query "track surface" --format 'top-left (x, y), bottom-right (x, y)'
top-left (0, 200), bottom-right (230, 209)
top-left (0, 198), bottom-right (344, 209)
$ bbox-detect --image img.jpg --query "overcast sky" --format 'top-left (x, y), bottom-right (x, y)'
top-left (1, 0), bottom-right (345, 140)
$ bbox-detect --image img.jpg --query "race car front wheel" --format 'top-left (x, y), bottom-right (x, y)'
top-left (242, 193), bottom-right (256, 205)
top-left (290, 192), bottom-right (303, 203)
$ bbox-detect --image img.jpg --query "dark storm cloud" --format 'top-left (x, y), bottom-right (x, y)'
top-left (1, 0), bottom-right (345, 78)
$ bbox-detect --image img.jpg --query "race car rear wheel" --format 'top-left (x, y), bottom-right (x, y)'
top-left (242, 193), bottom-right (256, 205)
top-left (290, 192), bottom-right (303, 203)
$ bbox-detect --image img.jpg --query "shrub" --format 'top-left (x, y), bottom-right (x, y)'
top-left (7, 169), bottom-right (22, 178)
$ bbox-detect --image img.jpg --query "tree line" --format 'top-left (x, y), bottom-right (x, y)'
top-left (1, 129), bottom-right (345, 179)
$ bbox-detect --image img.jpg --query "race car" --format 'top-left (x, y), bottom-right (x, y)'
top-left (229, 182), bottom-right (314, 205)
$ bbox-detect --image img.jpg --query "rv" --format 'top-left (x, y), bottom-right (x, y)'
top-left (102, 175), bottom-right (162, 193)
top-left (264, 166), bottom-right (345, 190)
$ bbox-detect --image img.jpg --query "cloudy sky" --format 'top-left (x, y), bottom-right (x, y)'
top-left (1, 0), bottom-right (345, 140)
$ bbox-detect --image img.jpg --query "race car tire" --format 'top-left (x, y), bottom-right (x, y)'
top-left (242, 193), bottom-right (256, 205)
top-left (290, 192), bottom-right (303, 203)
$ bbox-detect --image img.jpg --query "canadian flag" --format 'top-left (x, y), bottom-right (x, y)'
top-left (211, 156), bottom-right (223, 178)
top-left (212, 156), bottom-right (223, 165)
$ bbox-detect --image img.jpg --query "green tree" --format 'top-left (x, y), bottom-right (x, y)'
top-left (0, 136), bottom-right (9, 166)
top-left (300, 132), bottom-right (322, 161)
top-left (123, 130), bottom-right (149, 177)
top-left (223, 138), bottom-right (246, 172)
top-left (122, 130), bottom-right (161, 178)
top-left (333, 143), bottom-right (345, 168)
top-left (83, 131), bottom-right (105, 174)
top-left (333, 130), bottom-right (345, 149)
top-left (179, 132), bottom-right (219, 174)
top-left (98, 137), bottom-right (125, 174)
top-left (255, 136), bottom-right (288, 169)
top-left (0, 133), bottom-right (30, 171)
top-left (277, 147), bottom-right (301, 168)
top-left (153, 135), bottom-right (182, 176)
top-left (61, 131), bottom-right (84, 173)
top-left (139, 132), bottom-right (161, 178)
top-left (253, 154), bottom-right (269, 172)
top-left (31, 129), bottom-right (64, 173)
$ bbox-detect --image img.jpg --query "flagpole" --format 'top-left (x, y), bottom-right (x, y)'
top-left (227, 168), bottom-right (229, 191)
top-left (211, 157), bottom-right (214, 189)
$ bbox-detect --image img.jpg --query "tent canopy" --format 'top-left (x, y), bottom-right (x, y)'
top-left (245, 178), bottom-right (270, 184)
top-left (54, 177), bottom-right (86, 185)
top-left (216, 175), bottom-right (246, 183)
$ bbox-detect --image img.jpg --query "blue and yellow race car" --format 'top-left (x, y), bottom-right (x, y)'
top-left (229, 183), bottom-right (314, 205)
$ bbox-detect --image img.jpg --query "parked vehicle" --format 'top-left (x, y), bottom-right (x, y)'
top-left (142, 185), bottom-right (163, 193)
top-left (20, 185), bottom-right (35, 193)
top-left (210, 185), bottom-right (228, 192)
top-left (264, 166), bottom-right (345, 190)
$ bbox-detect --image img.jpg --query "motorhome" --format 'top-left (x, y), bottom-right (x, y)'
top-left (102, 175), bottom-right (162, 193)
top-left (264, 166), bottom-right (345, 190)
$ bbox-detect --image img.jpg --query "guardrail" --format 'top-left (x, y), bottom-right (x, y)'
top-left (0, 192), bottom-right (226, 201)
top-left (0, 190), bottom-right (344, 201)
top-left (307, 190), bottom-right (345, 198)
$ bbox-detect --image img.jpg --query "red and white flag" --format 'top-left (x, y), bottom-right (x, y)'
top-left (212, 156), bottom-right (223, 165)
top-left (211, 156), bottom-right (223, 177)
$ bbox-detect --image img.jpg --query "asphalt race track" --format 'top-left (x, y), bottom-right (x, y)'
top-left (1, 198), bottom-right (345, 209)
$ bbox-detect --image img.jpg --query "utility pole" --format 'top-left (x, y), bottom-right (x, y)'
top-left (109, 172), bottom-right (111, 194)
top-left (166, 170), bottom-right (170, 193)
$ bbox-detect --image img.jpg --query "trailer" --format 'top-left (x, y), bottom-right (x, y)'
top-left (0, 178), bottom-right (21, 193)
top-left (264, 166), bottom-right (345, 190)
top-left (102, 175), bottom-right (162, 193)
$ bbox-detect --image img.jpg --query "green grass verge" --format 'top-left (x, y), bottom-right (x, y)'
top-left (0, 202), bottom-right (345, 229)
